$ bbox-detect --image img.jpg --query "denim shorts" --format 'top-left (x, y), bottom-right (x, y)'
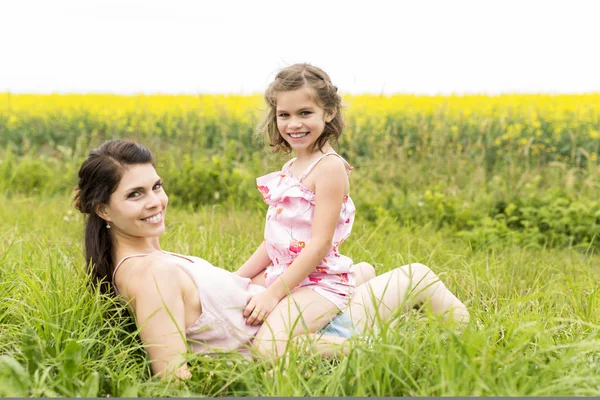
top-left (318, 311), bottom-right (360, 338)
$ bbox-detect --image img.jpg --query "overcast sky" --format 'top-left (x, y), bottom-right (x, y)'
top-left (1, 0), bottom-right (599, 95)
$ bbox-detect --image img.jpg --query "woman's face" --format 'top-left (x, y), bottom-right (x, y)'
top-left (99, 163), bottom-right (168, 238)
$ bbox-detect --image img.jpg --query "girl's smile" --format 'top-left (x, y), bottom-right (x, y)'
top-left (288, 132), bottom-right (309, 139)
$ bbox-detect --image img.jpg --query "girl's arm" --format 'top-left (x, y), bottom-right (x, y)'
top-left (244, 157), bottom-right (348, 325)
top-left (235, 241), bottom-right (272, 278)
top-left (124, 259), bottom-right (192, 381)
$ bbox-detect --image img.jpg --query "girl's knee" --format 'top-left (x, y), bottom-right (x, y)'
top-left (410, 262), bottom-right (431, 274)
top-left (353, 262), bottom-right (376, 285)
top-left (400, 262), bottom-right (434, 280)
top-left (361, 262), bottom-right (376, 281)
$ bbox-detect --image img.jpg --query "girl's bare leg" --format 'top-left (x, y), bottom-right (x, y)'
top-left (264, 263), bottom-right (375, 359)
top-left (253, 288), bottom-right (340, 359)
top-left (291, 333), bottom-right (350, 358)
top-left (275, 261), bottom-right (470, 360)
top-left (255, 263), bottom-right (467, 360)
top-left (249, 263), bottom-right (374, 359)
top-left (347, 263), bottom-right (469, 333)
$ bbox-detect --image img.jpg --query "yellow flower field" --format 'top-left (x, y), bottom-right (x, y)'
top-left (1, 93), bottom-right (598, 164)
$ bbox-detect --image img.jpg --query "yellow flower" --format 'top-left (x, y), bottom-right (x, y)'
top-left (7, 115), bottom-right (19, 128)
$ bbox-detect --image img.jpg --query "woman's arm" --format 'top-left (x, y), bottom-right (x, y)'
top-left (244, 157), bottom-right (349, 325)
top-left (125, 259), bottom-right (192, 380)
top-left (235, 241), bottom-right (272, 278)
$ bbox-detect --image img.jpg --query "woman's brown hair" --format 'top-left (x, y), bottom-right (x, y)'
top-left (74, 140), bottom-right (154, 294)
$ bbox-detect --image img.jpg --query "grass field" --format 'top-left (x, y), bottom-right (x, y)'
top-left (1, 93), bottom-right (599, 396)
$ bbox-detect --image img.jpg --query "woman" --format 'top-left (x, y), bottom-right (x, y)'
top-left (73, 140), bottom-right (469, 381)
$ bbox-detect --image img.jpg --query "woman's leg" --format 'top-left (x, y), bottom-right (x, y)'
top-left (347, 263), bottom-right (469, 333)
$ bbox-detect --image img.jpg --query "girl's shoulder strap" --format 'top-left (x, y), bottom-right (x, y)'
top-left (299, 152), bottom-right (352, 183)
top-left (112, 254), bottom-right (150, 295)
top-left (282, 157), bottom-right (296, 171)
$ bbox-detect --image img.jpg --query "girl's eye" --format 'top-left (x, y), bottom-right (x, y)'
top-left (301, 111), bottom-right (312, 116)
top-left (278, 113), bottom-right (289, 118)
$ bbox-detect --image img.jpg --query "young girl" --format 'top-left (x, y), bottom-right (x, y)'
top-left (235, 64), bottom-right (358, 356)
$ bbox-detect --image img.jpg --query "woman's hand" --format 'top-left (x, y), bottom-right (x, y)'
top-left (244, 290), bottom-right (280, 326)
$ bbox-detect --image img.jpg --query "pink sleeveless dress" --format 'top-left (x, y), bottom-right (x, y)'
top-left (256, 152), bottom-right (356, 309)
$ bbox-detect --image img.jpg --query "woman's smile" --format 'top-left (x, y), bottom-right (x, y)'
top-left (141, 211), bottom-right (163, 224)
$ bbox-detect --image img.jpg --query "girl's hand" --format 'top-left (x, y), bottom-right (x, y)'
top-left (244, 291), bottom-right (280, 326)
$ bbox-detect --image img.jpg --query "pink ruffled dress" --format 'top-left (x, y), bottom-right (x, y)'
top-left (256, 152), bottom-right (356, 309)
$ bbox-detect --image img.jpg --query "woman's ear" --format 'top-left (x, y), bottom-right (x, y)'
top-left (95, 204), bottom-right (111, 223)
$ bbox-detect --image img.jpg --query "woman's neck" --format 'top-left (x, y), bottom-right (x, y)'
top-left (112, 231), bottom-right (162, 262)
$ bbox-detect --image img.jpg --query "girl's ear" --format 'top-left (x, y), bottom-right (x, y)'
top-left (326, 109), bottom-right (336, 123)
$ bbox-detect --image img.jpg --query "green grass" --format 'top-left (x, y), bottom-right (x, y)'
top-left (1, 193), bottom-right (599, 396)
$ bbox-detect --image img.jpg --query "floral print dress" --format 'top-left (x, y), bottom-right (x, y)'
top-left (256, 152), bottom-right (356, 309)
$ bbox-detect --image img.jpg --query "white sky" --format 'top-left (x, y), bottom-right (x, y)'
top-left (1, 0), bottom-right (599, 95)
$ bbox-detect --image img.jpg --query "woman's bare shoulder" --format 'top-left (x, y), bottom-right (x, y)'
top-left (115, 254), bottom-right (184, 299)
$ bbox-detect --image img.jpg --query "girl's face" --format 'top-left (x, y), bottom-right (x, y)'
top-left (98, 163), bottom-right (168, 238)
top-left (275, 87), bottom-right (334, 154)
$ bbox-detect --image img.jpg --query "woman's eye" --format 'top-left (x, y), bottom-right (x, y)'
top-left (127, 191), bottom-right (140, 199)
top-left (153, 182), bottom-right (163, 190)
